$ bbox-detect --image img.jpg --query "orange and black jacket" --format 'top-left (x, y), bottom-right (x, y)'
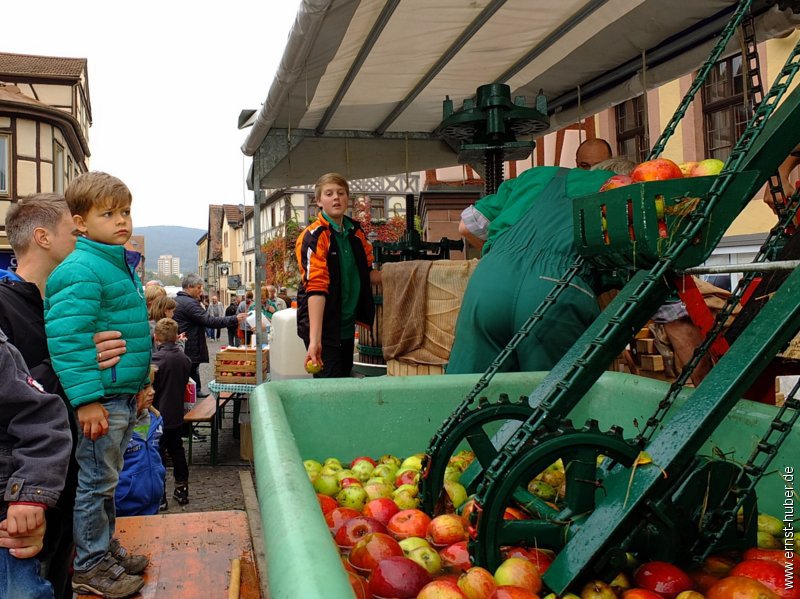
top-left (295, 213), bottom-right (375, 347)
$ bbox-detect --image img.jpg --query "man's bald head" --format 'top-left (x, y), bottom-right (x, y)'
top-left (576, 138), bottom-right (613, 170)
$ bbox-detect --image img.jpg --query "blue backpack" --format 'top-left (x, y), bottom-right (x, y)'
top-left (115, 409), bottom-right (166, 516)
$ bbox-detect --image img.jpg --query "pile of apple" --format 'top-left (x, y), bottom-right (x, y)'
top-left (304, 453), bottom-right (795, 599)
top-left (599, 158), bottom-right (724, 192)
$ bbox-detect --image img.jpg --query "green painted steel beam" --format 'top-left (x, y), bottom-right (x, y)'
top-left (543, 264), bottom-right (800, 594)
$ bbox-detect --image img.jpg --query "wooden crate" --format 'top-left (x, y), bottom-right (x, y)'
top-left (214, 347), bottom-right (268, 384)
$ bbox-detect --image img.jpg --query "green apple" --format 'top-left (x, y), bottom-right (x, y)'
top-left (392, 484), bottom-right (419, 498)
top-left (407, 545), bottom-right (442, 576)
top-left (393, 490), bottom-right (420, 509)
top-left (304, 460), bottom-right (322, 480)
top-left (444, 466), bottom-right (462, 482)
top-left (372, 464), bottom-right (398, 482)
top-left (527, 480), bottom-right (556, 501)
top-left (337, 485), bottom-right (368, 511)
top-left (444, 480), bottom-right (468, 509)
top-left (398, 536), bottom-right (431, 556)
top-left (400, 454), bottom-right (424, 471)
top-left (351, 460), bottom-right (375, 482)
top-left (321, 463), bottom-right (343, 477)
top-left (378, 454), bottom-right (402, 469)
top-left (313, 473), bottom-right (340, 497)
top-left (363, 482), bottom-right (394, 501)
top-left (334, 468), bottom-right (357, 482)
top-left (323, 457), bottom-right (342, 467)
top-left (305, 359), bottom-right (323, 374)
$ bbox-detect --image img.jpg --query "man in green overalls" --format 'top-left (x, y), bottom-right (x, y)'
top-left (447, 146), bottom-right (633, 374)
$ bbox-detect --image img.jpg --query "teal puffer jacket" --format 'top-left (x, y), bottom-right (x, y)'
top-left (45, 237), bottom-right (151, 408)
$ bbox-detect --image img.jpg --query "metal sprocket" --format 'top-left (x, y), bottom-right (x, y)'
top-left (468, 422), bottom-right (640, 574)
top-left (420, 394), bottom-right (533, 515)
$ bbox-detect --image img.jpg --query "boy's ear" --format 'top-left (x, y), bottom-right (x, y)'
top-left (72, 214), bottom-right (88, 235)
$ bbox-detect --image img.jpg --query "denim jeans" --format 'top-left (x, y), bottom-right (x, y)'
top-left (72, 394), bottom-right (137, 573)
top-left (0, 549), bottom-right (54, 599)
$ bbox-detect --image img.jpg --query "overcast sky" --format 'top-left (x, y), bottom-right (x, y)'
top-left (4, 1), bottom-right (302, 229)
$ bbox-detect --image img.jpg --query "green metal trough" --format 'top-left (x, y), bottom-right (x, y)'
top-left (250, 372), bottom-right (798, 598)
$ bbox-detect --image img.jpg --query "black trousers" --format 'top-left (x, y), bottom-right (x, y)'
top-left (159, 427), bottom-right (189, 483)
top-left (189, 363), bottom-right (201, 392)
top-left (313, 337), bottom-right (355, 378)
top-left (227, 328), bottom-right (237, 346)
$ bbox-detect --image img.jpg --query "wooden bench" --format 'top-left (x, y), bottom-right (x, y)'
top-left (184, 392), bottom-right (231, 465)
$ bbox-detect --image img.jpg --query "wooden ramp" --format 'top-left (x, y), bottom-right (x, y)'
top-left (78, 510), bottom-right (260, 598)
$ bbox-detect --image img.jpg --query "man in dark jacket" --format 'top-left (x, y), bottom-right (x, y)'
top-left (173, 273), bottom-right (245, 397)
top-left (224, 296), bottom-right (240, 346)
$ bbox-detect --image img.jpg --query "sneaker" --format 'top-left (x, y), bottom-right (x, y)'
top-left (191, 432), bottom-right (207, 443)
top-left (173, 485), bottom-right (189, 506)
top-left (196, 391), bottom-right (210, 398)
top-left (72, 553), bottom-right (144, 599)
top-left (159, 492), bottom-right (169, 511)
top-left (109, 538), bottom-right (149, 575)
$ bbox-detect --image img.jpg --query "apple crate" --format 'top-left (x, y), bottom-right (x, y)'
top-left (248, 372), bottom-right (799, 599)
top-left (213, 347), bottom-right (268, 384)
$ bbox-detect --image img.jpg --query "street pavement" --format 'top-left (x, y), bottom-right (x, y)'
top-left (160, 335), bottom-right (254, 514)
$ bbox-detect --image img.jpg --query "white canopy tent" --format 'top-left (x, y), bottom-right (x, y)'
top-left (241, 0), bottom-right (800, 188)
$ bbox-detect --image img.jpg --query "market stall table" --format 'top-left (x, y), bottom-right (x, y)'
top-left (205, 380), bottom-right (257, 465)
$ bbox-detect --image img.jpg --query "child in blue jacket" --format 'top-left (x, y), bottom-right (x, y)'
top-left (44, 172), bottom-right (151, 599)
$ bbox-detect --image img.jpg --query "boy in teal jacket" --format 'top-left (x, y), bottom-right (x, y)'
top-left (44, 172), bottom-right (150, 599)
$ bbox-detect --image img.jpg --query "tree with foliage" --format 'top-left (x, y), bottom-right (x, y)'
top-left (262, 219), bottom-right (302, 289)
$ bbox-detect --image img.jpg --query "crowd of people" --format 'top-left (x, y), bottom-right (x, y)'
top-left (0, 171), bottom-right (293, 599)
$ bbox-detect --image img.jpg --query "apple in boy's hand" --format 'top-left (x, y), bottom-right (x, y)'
top-left (305, 359), bottom-right (323, 374)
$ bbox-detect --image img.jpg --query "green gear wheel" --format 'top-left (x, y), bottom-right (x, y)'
top-left (468, 421), bottom-right (639, 573)
top-left (419, 394), bottom-right (533, 515)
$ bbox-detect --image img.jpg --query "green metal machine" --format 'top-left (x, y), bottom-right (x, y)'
top-left (419, 1), bottom-right (800, 593)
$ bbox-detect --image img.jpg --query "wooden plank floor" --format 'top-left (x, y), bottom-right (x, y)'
top-left (78, 510), bottom-right (260, 598)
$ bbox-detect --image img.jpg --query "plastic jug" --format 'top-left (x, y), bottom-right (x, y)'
top-left (270, 309), bottom-right (312, 380)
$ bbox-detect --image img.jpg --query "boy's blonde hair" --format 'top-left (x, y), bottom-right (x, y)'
top-left (66, 171), bottom-right (132, 217)
top-left (154, 317), bottom-right (178, 343)
top-left (314, 173), bottom-right (349, 202)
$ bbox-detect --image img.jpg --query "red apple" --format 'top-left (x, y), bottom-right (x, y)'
top-left (418, 578), bottom-right (468, 598)
top-left (325, 506), bottom-right (360, 535)
top-left (458, 566), bottom-right (497, 599)
top-left (488, 586), bottom-right (540, 599)
top-left (688, 569), bottom-right (721, 593)
top-left (599, 174), bottom-right (633, 191)
top-left (622, 590), bottom-right (666, 599)
top-left (631, 158), bottom-right (683, 182)
top-left (731, 559), bottom-right (797, 598)
top-left (428, 514), bottom-right (468, 547)
top-left (707, 576), bottom-right (778, 599)
top-left (743, 547), bottom-right (798, 568)
top-left (348, 571), bottom-right (369, 599)
top-left (364, 497), bottom-right (401, 526)
top-left (368, 556), bottom-right (432, 599)
top-left (334, 515), bottom-right (387, 549)
top-left (348, 532), bottom-right (403, 574)
top-left (340, 477), bottom-right (362, 488)
top-left (460, 498), bottom-right (477, 528)
top-left (387, 509), bottom-right (432, 540)
top-left (395, 469), bottom-right (421, 488)
top-left (493, 557), bottom-right (542, 594)
top-left (440, 540), bottom-right (472, 573)
top-left (342, 554), bottom-right (357, 574)
top-left (502, 546), bottom-right (553, 574)
top-left (316, 493), bottom-right (338, 515)
top-left (502, 507), bottom-right (530, 521)
top-left (634, 561), bottom-right (693, 599)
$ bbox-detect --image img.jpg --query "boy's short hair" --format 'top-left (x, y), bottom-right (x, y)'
top-left (245, 290), bottom-right (254, 301)
top-left (314, 173), bottom-right (350, 201)
top-left (154, 318), bottom-right (178, 343)
top-left (5, 193), bottom-right (69, 255)
top-left (66, 171), bottom-right (132, 217)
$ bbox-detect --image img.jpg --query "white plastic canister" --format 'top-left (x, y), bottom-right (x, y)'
top-left (269, 309), bottom-right (312, 380)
